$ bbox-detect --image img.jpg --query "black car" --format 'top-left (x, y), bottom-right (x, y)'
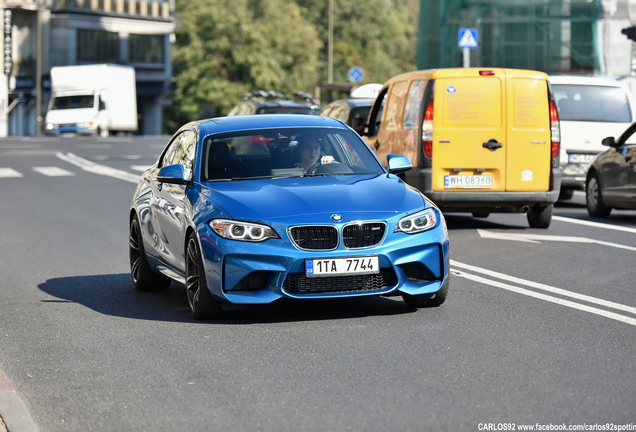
top-left (227, 90), bottom-right (321, 116)
top-left (585, 121), bottom-right (636, 216)
top-left (319, 98), bottom-right (375, 134)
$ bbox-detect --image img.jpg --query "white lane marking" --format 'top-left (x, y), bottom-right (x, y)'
top-left (553, 215), bottom-right (636, 234)
top-left (0, 144), bottom-right (43, 149)
top-left (56, 152), bottom-right (140, 183)
top-left (75, 144), bottom-right (111, 149)
top-left (130, 165), bottom-right (151, 172)
top-left (457, 271), bottom-right (636, 327)
top-left (477, 229), bottom-right (636, 252)
top-left (32, 166), bottom-right (75, 177)
top-left (122, 155), bottom-right (142, 160)
top-left (0, 168), bottom-right (23, 177)
top-left (451, 260), bottom-right (636, 316)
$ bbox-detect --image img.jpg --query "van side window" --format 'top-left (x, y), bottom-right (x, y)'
top-left (404, 80), bottom-right (424, 130)
top-left (385, 81), bottom-right (409, 130)
top-left (368, 89), bottom-right (388, 136)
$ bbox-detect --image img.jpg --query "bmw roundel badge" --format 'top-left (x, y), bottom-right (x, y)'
top-left (331, 214), bottom-right (343, 222)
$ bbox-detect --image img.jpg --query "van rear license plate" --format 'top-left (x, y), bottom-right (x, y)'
top-left (568, 153), bottom-right (595, 164)
top-left (444, 175), bottom-right (492, 189)
top-left (305, 256), bottom-right (379, 278)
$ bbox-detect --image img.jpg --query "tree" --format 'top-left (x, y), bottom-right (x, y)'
top-left (296, 0), bottom-right (419, 84)
top-left (166, 0), bottom-right (322, 132)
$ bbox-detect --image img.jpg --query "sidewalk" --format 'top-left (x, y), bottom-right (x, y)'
top-left (0, 370), bottom-right (39, 432)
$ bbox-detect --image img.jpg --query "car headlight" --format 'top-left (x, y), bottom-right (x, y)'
top-left (395, 208), bottom-right (437, 234)
top-left (44, 123), bottom-right (55, 130)
top-left (210, 219), bottom-right (280, 242)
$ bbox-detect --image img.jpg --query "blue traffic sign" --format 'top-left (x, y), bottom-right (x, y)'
top-left (458, 28), bottom-right (478, 49)
top-left (347, 66), bottom-right (365, 84)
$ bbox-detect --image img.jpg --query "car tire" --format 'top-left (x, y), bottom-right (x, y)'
top-left (185, 233), bottom-right (222, 320)
top-left (472, 211), bottom-right (490, 218)
top-left (129, 215), bottom-right (171, 291)
top-left (586, 173), bottom-right (612, 217)
top-left (558, 188), bottom-right (574, 201)
top-left (526, 204), bottom-right (553, 229)
top-left (402, 278), bottom-right (449, 308)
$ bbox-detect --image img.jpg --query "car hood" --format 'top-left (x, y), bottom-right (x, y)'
top-left (560, 120), bottom-right (631, 152)
top-left (199, 175), bottom-right (427, 223)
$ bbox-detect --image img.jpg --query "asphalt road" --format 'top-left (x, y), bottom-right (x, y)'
top-left (1, 136), bottom-right (635, 432)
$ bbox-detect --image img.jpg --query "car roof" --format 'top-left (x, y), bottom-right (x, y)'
top-left (189, 114), bottom-right (348, 135)
top-left (549, 75), bottom-right (628, 87)
top-left (253, 100), bottom-right (319, 108)
top-left (324, 98), bottom-right (375, 108)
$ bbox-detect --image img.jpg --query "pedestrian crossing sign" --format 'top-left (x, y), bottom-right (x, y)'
top-left (458, 28), bottom-right (478, 49)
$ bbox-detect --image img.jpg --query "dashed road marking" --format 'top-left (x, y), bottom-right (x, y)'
top-left (0, 168), bottom-right (23, 178)
top-left (32, 166), bottom-right (75, 176)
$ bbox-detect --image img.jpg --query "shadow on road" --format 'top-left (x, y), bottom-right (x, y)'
top-left (37, 273), bottom-right (416, 324)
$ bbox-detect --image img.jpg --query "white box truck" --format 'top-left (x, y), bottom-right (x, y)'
top-left (44, 64), bottom-right (137, 137)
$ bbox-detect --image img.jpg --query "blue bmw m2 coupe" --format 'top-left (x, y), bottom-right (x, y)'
top-left (129, 115), bottom-right (450, 319)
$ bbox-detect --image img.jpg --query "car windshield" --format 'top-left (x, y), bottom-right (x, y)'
top-left (553, 84), bottom-right (632, 122)
top-left (257, 107), bottom-right (320, 115)
top-left (201, 127), bottom-right (384, 181)
top-left (51, 95), bottom-right (95, 110)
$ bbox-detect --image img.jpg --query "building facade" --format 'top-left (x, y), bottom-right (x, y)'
top-left (0, 0), bottom-right (176, 137)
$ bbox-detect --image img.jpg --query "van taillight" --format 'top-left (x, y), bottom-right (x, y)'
top-left (479, 70), bottom-right (495, 76)
top-left (549, 100), bottom-right (560, 159)
top-left (422, 100), bottom-right (434, 158)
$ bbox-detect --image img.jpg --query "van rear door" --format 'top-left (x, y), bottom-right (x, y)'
top-left (505, 72), bottom-right (551, 191)
top-left (431, 69), bottom-right (551, 192)
top-left (432, 69), bottom-right (507, 192)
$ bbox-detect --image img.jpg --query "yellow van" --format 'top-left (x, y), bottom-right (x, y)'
top-left (363, 68), bottom-right (561, 228)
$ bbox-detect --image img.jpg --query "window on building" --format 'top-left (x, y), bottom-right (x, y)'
top-left (77, 29), bottom-right (119, 63)
top-left (129, 34), bottom-right (164, 64)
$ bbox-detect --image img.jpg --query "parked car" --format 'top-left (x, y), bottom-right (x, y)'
top-left (227, 90), bottom-right (320, 116)
top-left (319, 98), bottom-right (374, 133)
top-left (550, 76), bottom-right (636, 200)
top-left (363, 68), bottom-right (561, 228)
top-left (585, 121), bottom-right (636, 217)
top-left (129, 114), bottom-right (450, 320)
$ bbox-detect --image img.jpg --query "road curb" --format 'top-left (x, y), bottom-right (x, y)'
top-left (0, 370), bottom-right (39, 432)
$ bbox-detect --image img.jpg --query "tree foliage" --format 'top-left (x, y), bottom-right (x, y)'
top-left (165, 0), bottom-right (419, 133)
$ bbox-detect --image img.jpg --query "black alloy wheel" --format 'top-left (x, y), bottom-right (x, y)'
top-left (129, 215), bottom-right (170, 291)
top-left (185, 233), bottom-right (222, 320)
top-left (586, 173), bottom-right (612, 217)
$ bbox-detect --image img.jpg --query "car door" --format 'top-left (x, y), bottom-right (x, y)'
top-left (628, 144), bottom-right (636, 206)
top-left (602, 124), bottom-right (636, 205)
top-left (152, 129), bottom-right (197, 271)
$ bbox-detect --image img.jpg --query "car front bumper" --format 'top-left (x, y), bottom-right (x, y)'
top-left (197, 217), bottom-right (450, 305)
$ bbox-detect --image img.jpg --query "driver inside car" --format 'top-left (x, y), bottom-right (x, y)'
top-left (297, 135), bottom-right (335, 173)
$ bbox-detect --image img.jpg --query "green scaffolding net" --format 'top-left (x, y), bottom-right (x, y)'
top-left (417, 0), bottom-right (602, 74)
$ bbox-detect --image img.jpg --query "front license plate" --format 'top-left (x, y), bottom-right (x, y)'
top-left (568, 153), bottom-right (596, 164)
top-left (444, 175), bottom-right (492, 189)
top-left (305, 256), bottom-right (380, 277)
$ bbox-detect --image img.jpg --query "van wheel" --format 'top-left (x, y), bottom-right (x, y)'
top-left (402, 279), bottom-right (449, 308)
top-left (527, 204), bottom-right (553, 228)
top-left (472, 211), bottom-right (490, 218)
top-left (586, 173), bottom-right (612, 217)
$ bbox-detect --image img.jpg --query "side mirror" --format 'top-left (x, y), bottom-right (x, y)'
top-left (602, 136), bottom-right (616, 147)
top-left (157, 164), bottom-right (191, 185)
top-left (387, 154), bottom-right (412, 174)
